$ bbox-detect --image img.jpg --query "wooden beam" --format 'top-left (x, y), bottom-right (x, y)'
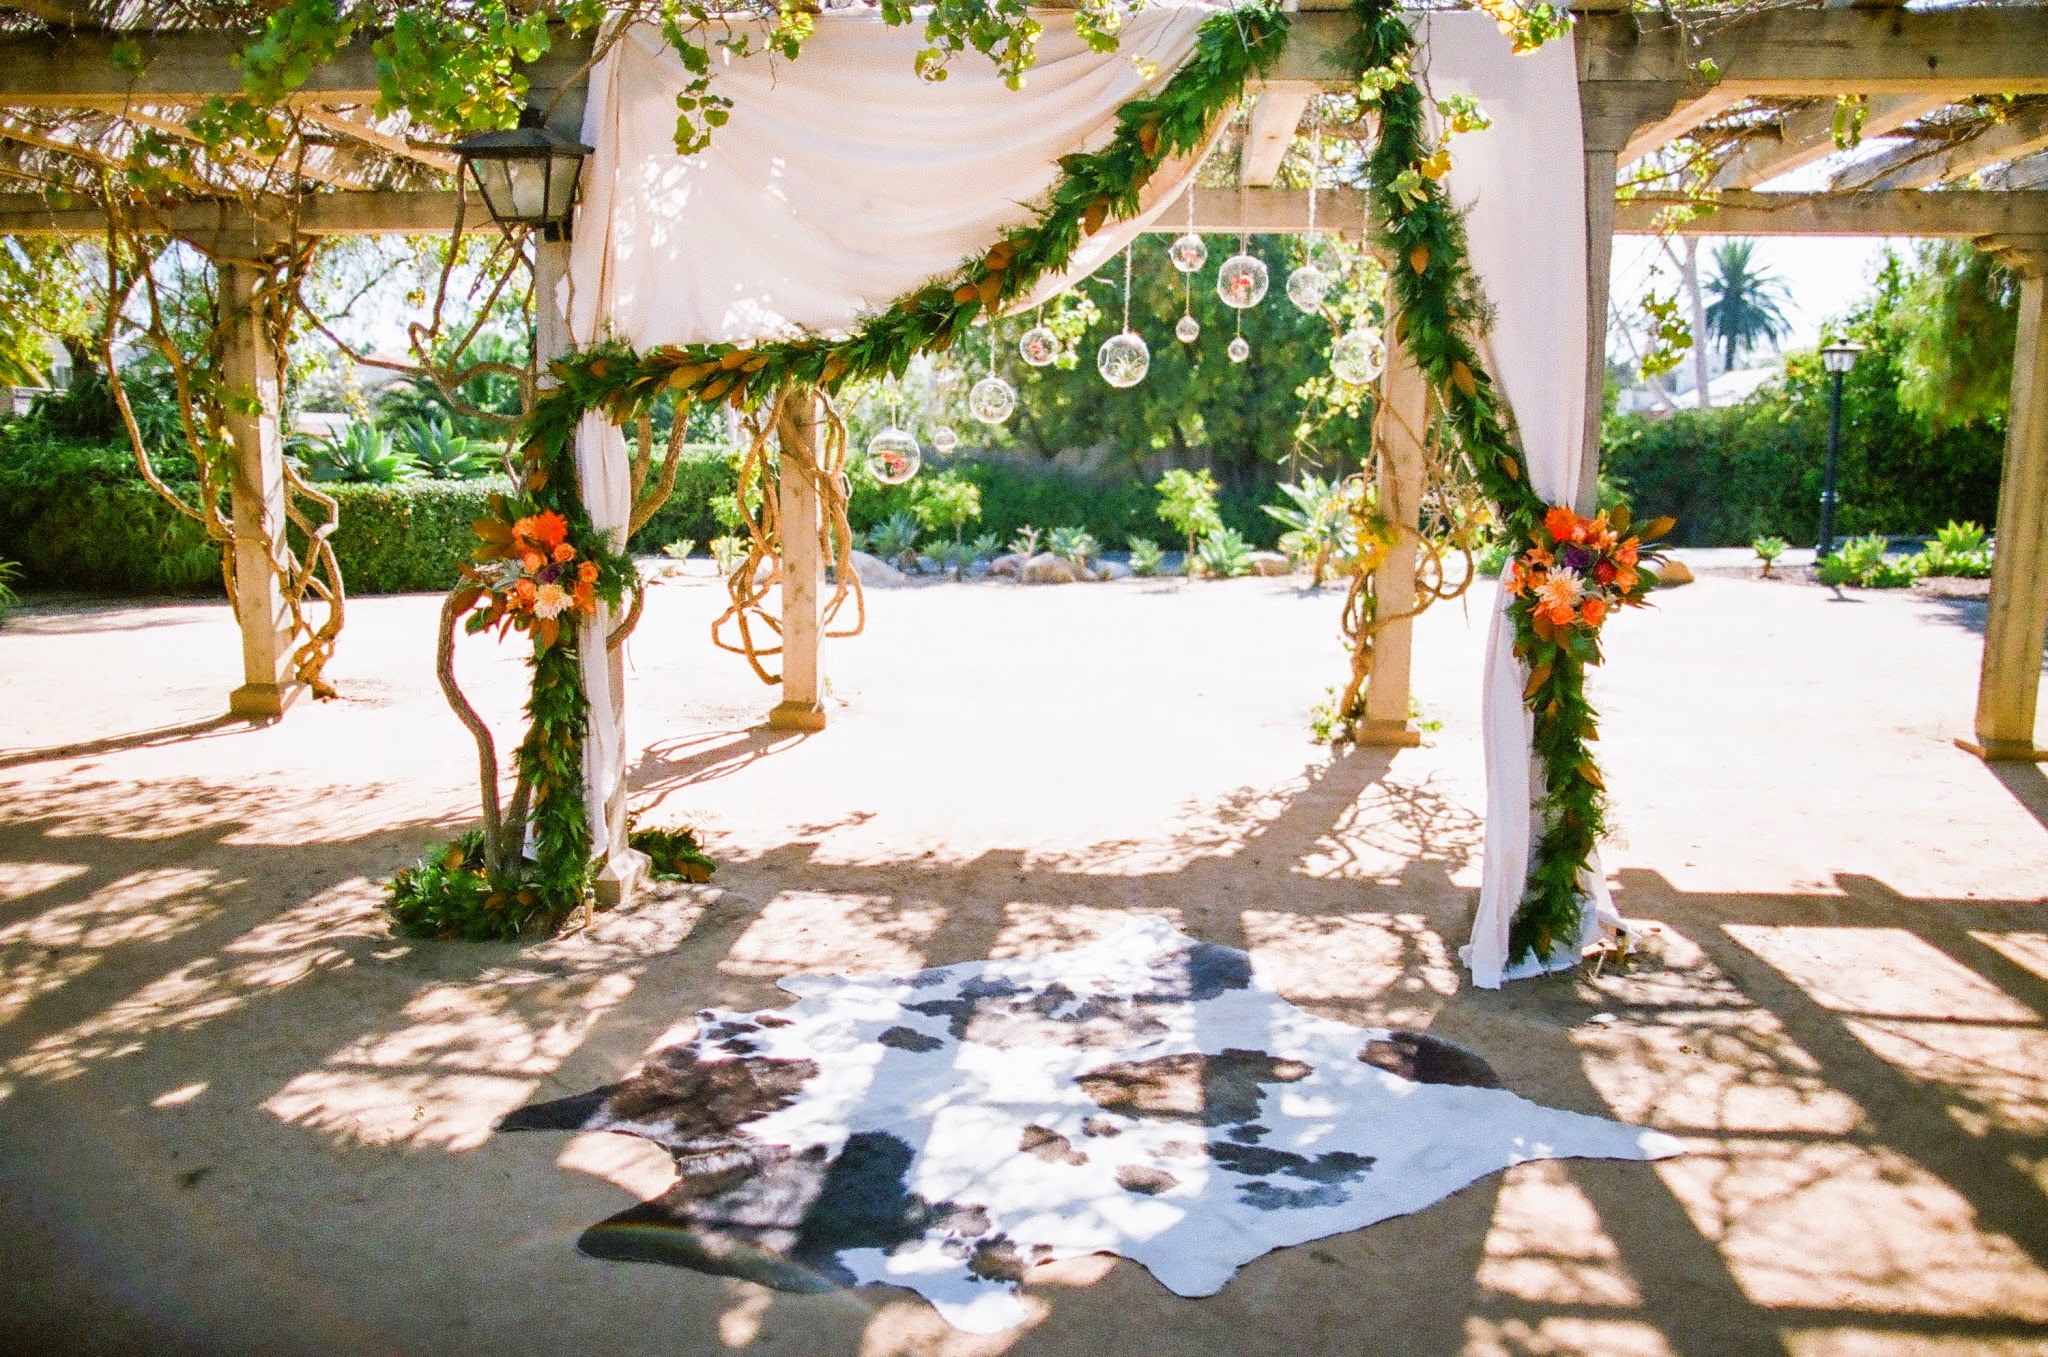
top-left (0, 26), bottom-right (595, 110)
top-left (1712, 93), bottom-right (1949, 190)
top-left (296, 106), bottom-right (458, 175)
top-left (1188, 186), bottom-right (1371, 235)
top-left (1835, 107), bottom-right (2048, 192)
top-left (0, 188), bottom-right (469, 239)
top-left (1241, 90), bottom-right (1310, 188)
top-left (1616, 189), bottom-right (2048, 239)
top-left (1619, 89), bottom-right (1742, 166)
top-left (1581, 7), bottom-right (2048, 99)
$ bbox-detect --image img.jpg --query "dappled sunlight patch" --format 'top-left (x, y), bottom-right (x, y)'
top-left (858, 1296), bottom-right (1044, 1357)
top-left (1573, 1011), bottom-right (1864, 1138)
top-left (721, 891), bottom-right (942, 978)
top-left (1653, 1138), bottom-right (2048, 1323)
top-left (0, 861), bottom-right (87, 905)
top-left (1237, 910), bottom-right (1457, 1027)
top-left (1300, 775), bottom-right (1484, 883)
top-left (266, 970), bottom-right (635, 1152)
top-left (1474, 1159), bottom-right (1645, 1311)
top-left (990, 903), bottom-right (1184, 959)
top-left (1462, 1314), bottom-right (1680, 1357)
top-left (1728, 926), bottom-right (2048, 1135)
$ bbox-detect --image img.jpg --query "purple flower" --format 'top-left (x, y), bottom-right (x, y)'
top-left (538, 565), bottom-right (561, 585)
top-left (1561, 544), bottom-right (1596, 574)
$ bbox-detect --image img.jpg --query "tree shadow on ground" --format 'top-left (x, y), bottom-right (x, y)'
top-left (7, 751), bottom-right (2048, 1357)
top-left (0, 713), bottom-right (264, 771)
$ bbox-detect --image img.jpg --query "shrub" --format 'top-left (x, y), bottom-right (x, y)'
top-left (0, 557), bottom-right (19, 624)
top-left (864, 510), bottom-right (921, 565)
top-left (1914, 519), bottom-right (1992, 578)
top-left (1008, 525), bottom-right (1042, 558)
top-left (912, 470), bottom-right (982, 544)
top-left (1194, 527), bottom-right (1254, 578)
top-left (1819, 533), bottom-right (1916, 589)
top-left (967, 531), bottom-right (1000, 561)
top-left (318, 477), bottom-right (516, 594)
top-left (1128, 537), bottom-right (1165, 576)
top-left (1473, 539), bottom-right (1512, 578)
top-left (1156, 467), bottom-right (1224, 562)
top-left (627, 445), bottom-right (741, 554)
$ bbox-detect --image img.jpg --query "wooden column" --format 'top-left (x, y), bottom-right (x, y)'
top-left (1964, 237), bottom-right (2048, 761)
top-left (219, 259), bottom-right (295, 719)
top-left (1356, 304), bottom-right (1427, 747)
top-left (768, 387), bottom-right (827, 732)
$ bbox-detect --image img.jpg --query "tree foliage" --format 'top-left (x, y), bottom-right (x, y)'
top-left (1702, 239), bottom-right (1793, 371)
top-left (1894, 241), bottom-right (2019, 434)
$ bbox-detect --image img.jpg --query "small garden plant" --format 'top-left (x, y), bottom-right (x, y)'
top-left (305, 424), bottom-right (416, 484)
top-left (1913, 520), bottom-right (1992, 578)
top-left (660, 538), bottom-right (697, 561)
top-left (629, 823), bottom-right (717, 884)
top-left (913, 470), bottom-right (982, 546)
top-left (1127, 537), bottom-right (1165, 577)
top-left (1818, 533), bottom-right (1915, 589)
top-left (1752, 534), bottom-right (1787, 578)
top-left (710, 534), bottom-right (750, 575)
top-left (865, 510), bottom-right (922, 567)
top-left (399, 420), bottom-right (496, 480)
top-left (1048, 526), bottom-right (1099, 568)
top-left (1008, 525), bottom-right (1044, 559)
top-left (1194, 527), bottom-right (1255, 579)
top-left (968, 531), bottom-right (1001, 562)
top-left (1155, 468), bottom-right (1224, 574)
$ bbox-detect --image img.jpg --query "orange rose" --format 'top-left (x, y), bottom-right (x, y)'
top-left (553, 542), bottom-right (576, 564)
top-left (572, 581), bottom-right (595, 614)
top-left (578, 560), bottom-right (598, 584)
top-left (515, 579), bottom-right (537, 603)
top-left (1618, 540), bottom-right (1639, 566)
top-left (1582, 596), bottom-right (1608, 626)
top-left (521, 551), bottom-right (545, 572)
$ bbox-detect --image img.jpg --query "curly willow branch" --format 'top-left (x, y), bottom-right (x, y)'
top-left (709, 384), bottom-right (865, 683)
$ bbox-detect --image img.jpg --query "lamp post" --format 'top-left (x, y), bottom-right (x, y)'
top-left (1816, 341), bottom-right (1865, 561)
top-left (450, 105), bottom-right (592, 241)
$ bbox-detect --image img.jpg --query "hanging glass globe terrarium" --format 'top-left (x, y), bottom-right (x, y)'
top-left (929, 423), bottom-right (959, 455)
top-left (1228, 334), bottom-right (1251, 364)
top-left (1098, 331), bottom-right (1150, 388)
top-left (1175, 313), bottom-right (1201, 344)
top-left (1216, 252), bottom-right (1269, 309)
top-left (969, 374), bottom-right (1016, 424)
top-left (1285, 263), bottom-right (1331, 314)
top-left (865, 426), bottom-right (921, 485)
top-left (1330, 326), bottom-right (1387, 385)
top-left (1018, 323), bottom-right (1060, 368)
top-left (1168, 232), bottom-right (1207, 274)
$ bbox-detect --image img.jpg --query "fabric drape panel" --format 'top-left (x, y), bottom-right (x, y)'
top-left (565, 5), bottom-right (1219, 349)
top-left (1417, 14), bottom-right (1603, 988)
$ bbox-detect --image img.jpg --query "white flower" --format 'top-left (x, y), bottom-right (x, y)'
top-left (532, 582), bottom-right (570, 619)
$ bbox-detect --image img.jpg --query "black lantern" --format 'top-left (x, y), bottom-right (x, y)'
top-left (1815, 341), bottom-right (1865, 560)
top-left (452, 106), bottom-right (591, 241)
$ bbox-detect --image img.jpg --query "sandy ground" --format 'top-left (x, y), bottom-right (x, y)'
top-left (2, 566), bottom-right (2045, 1357)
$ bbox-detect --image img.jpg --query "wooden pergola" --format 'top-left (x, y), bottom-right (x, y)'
top-left (0, 0), bottom-right (2042, 765)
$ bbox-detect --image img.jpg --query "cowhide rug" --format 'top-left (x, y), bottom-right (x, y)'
top-left (503, 916), bottom-right (1679, 1331)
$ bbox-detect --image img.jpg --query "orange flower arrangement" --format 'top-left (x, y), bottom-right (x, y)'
top-left (463, 504), bottom-right (607, 650)
top-left (1504, 504), bottom-right (1669, 642)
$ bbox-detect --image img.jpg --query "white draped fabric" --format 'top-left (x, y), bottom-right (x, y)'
top-left (561, 5), bottom-right (1604, 986)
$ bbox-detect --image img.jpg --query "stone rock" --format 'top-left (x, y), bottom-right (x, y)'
top-left (844, 550), bottom-right (908, 588)
top-left (988, 553), bottom-right (1024, 578)
top-left (1021, 552), bottom-right (1080, 585)
top-left (1655, 559), bottom-right (1695, 587)
top-left (964, 560), bottom-right (992, 581)
top-left (1095, 559), bottom-right (1135, 581)
top-left (1246, 551), bottom-right (1294, 577)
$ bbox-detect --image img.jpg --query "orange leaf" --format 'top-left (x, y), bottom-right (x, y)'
top-left (718, 348), bottom-right (750, 371)
top-left (535, 616), bottom-right (560, 651)
top-left (1139, 121), bottom-right (1160, 158)
top-left (1641, 514), bottom-right (1677, 541)
top-left (953, 283), bottom-right (980, 303)
top-left (526, 465), bottom-right (548, 491)
top-left (472, 517), bottom-right (513, 543)
top-left (1450, 361), bottom-right (1477, 397)
top-left (1497, 455), bottom-right (1521, 482)
top-left (985, 241), bottom-right (1016, 271)
top-left (977, 274), bottom-right (1002, 310)
top-left (1577, 761), bottom-right (1606, 790)
top-left (1408, 244), bottom-right (1429, 274)
top-left (1082, 199), bottom-right (1109, 236)
top-left (450, 585), bottom-right (483, 616)
top-left (1523, 662), bottom-right (1552, 700)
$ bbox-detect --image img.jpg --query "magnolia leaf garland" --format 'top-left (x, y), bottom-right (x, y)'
top-left (493, 0), bottom-right (1648, 963)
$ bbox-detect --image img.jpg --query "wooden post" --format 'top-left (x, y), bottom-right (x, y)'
top-left (1962, 238), bottom-right (2048, 761)
top-left (769, 387), bottom-right (828, 732)
top-left (1356, 304), bottom-right (1427, 747)
top-left (1577, 149), bottom-right (1621, 511)
top-left (219, 259), bottom-right (295, 719)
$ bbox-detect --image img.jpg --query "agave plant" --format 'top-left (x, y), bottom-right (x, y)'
top-left (1194, 527), bottom-right (1254, 579)
top-left (1048, 525), bottom-right (1099, 566)
top-left (864, 510), bottom-right (922, 567)
top-left (1752, 533), bottom-right (1787, 577)
top-left (1264, 475), bottom-right (1360, 585)
top-left (397, 419), bottom-right (495, 480)
top-left (1127, 537), bottom-right (1166, 577)
top-left (304, 423), bottom-right (417, 484)
top-left (1915, 520), bottom-right (1992, 579)
top-left (967, 531), bottom-right (1001, 562)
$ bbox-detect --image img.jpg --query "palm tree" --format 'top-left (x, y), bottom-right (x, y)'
top-left (1703, 239), bottom-right (1795, 372)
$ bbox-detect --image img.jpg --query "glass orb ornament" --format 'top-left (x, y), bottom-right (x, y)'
top-left (1330, 326), bottom-right (1388, 386)
top-left (1228, 334), bottom-right (1251, 364)
top-left (969, 374), bottom-right (1017, 425)
top-left (1168, 232), bottom-right (1208, 274)
top-left (929, 423), bottom-right (959, 455)
top-left (1285, 263), bottom-right (1332, 314)
top-left (1175, 313), bottom-right (1201, 344)
top-left (1215, 253), bottom-right (1269, 309)
top-left (1097, 331), bottom-right (1151, 388)
top-left (934, 363), bottom-right (964, 391)
top-left (865, 426), bottom-right (921, 485)
top-left (1018, 324), bottom-right (1060, 368)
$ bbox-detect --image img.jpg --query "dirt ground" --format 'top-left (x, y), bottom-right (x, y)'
top-left (2, 566), bottom-right (2045, 1357)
